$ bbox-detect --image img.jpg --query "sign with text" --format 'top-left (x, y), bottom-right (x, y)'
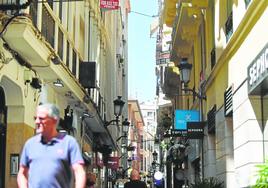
top-left (247, 42), bottom-right (268, 95)
top-left (100, 0), bottom-right (119, 10)
top-left (175, 110), bottom-right (200, 130)
top-left (107, 157), bottom-right (119, 170)
top-left (171, 129), bottom-right (187, 137)
top-left (187, 122), bottom-right (205, 139)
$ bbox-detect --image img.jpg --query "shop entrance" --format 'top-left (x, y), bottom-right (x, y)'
top-left (0, 87), bottom-right (7, 188)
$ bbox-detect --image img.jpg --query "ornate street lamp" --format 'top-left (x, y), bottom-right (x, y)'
top-left (122, 118), bottom-right (130, 133)
top-left (178, 58), bottom-right (206, 100)
top-left (105, 96), bottom-right (125, 126)
top-left (153, 150), bottom-right (158, 161)
top-left (178, 58), bottom-right (192, 85)
top-left (113, 96), bottom-right (125, 118)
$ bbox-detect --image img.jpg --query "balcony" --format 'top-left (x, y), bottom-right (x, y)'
top-left (169, 2), bottom-right (208, 61)
top-left (162, 66), bottom-right (180, 98)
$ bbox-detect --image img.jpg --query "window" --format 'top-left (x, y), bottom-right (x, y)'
top-left (47, 0), bottom-right (53, 10)
top-left (225, 0), bottom-right (233, 42)
top-left (59, 0), bottom-right (63, 22)
top-left (79, 17), bottom-right (85, 58)
top-left (244, 0), bottom-right (251, 8)
top-left (210, 1), bottom-right (215, 69)
top-left (66, 42), bottom-right (70, 67)
top-left (41, 6), bottom-right (55, 48)
top-left (210, 47), bottom-right (215, 70)
top-left (72, 50), bottom-right (77, 76)
top-left (88, 12), bottom-right (91, 61)
top-left (58, 29), bottom-right (64, 61)
top-left (29, 1), bottom-right (38, 27)
top-left (225, 11), bottom-right (233, 42)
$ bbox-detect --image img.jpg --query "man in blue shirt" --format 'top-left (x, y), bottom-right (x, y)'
top-left (17, 103), bottom-right (86, 188)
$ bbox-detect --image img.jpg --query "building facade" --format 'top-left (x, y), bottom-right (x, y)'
top-left (139, 100), bottom-right (158, 179)
top-left (157, 0), bottom-right (268, 188)
top-left (0, 0), bottom-right (130, 187)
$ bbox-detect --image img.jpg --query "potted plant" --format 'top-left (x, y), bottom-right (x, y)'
top-left (254, 160), bottom-right (268, 188)
top-left (190, 177), bottom-right (224, 188)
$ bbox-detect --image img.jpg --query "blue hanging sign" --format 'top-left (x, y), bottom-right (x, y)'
top-left (174, 110), bottom-right (200, 130)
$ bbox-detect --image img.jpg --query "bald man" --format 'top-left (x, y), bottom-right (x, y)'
top-left (124, 169), bottom-right (147, 188)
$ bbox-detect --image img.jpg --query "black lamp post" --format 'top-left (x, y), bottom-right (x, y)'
top-left (178, 59), bottom-right (206, 100)
top-left (153, 150), bottom-right (158, 161)
top-left (177, 57), bottom-right (206, 179)
top-left (178, 58), bottom-right (192, 85)
top-left (122, 118), bottom-right (130, 133)
top-left (104, 96), bottom-right (124, 188)
top-left (105, 96), bottom-right (125, 126)
top-left (116, 119), bottom-right (130, 143)
top-left (113, 96), bottom-right (125, 118)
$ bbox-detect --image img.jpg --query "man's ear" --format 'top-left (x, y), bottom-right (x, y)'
top-left (52, 117), bottom-right (59, 123)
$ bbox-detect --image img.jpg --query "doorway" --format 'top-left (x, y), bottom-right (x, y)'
top-left (0, 87), bottom-right (7, 188)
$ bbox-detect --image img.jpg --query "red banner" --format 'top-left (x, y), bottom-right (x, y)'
top-left (100, 0), bottom-right (119, 10)
top-left (107, 157), bottom-right (119, 170)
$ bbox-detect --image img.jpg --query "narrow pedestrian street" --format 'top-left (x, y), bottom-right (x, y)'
top-left (0, 0), bottom-right (267, 188)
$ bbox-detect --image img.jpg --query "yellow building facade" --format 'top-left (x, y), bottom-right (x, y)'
top-left (159, 0), bottom-right (268, 187)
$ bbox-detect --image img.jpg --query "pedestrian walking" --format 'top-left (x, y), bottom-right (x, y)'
top-left (124, 169), bottom-right (147, 188)
top-left (17, 103), bottom-right (86, 188)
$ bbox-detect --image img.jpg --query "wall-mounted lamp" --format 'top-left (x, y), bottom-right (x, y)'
top-left (178, 58), bottom-right (192, 85)
top-left (152, 150), bottom-right (158, 161)
top-left (30, 77), bottom-right (41, 89)
top-left (122, 118), bottom-right (130, 133)
top-left (116, 134), bottom-right (127, 143)
top-left (152, 161), bottom-right (160, 169)
top-left (113, 96), bottom-right (125, 118)
top-left (105, 96), bottom-right (125, 126)
top-left (53, 79), bottom-right (64, 87)
top-left (178, 58), bottom-right (206, 100)
top-left (50, 54), bottom-right (61, 65)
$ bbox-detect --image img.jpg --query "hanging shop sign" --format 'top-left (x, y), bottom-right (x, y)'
top-left (174, 110), bottom-right (200, 130)
top-left (107, 157), bottom-right (119, 170)
top-left (248, 42), bottom-right (268, 95)
top-left (100, 0), bottom-right (119, 10)
top-left (172, 110), bottom-right (200, 137)
top-left (187, 122), bottom-right (205, 139)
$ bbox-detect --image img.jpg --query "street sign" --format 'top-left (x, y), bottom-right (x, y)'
top-left (187, 122), bottom-right (205, 139)
top-left (175, 110), bottom-right (200, 130)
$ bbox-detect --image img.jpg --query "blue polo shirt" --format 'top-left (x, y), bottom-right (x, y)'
top-left (20, 133), bottom-right (84, 188)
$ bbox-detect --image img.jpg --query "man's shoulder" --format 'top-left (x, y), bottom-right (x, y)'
top-left (57, 133), bottom-right (79, 147)
top-left (59, 133), bottom-right (76, 142)
top-left (26, 134), bottom-right (40, 144)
